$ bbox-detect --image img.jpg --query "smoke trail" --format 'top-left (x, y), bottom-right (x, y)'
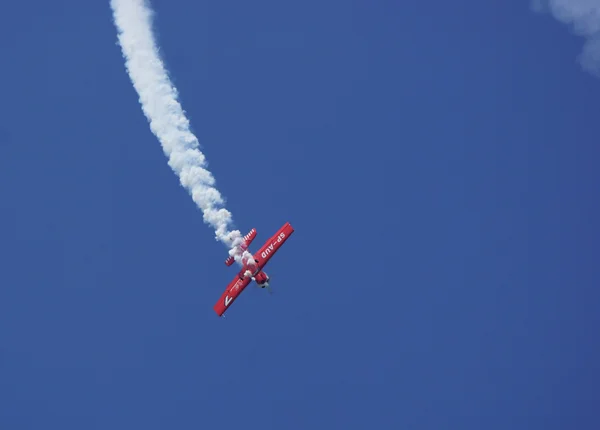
top-left (109, 0), bottom-right (248, 260)
top-left (533, 0), bottom-right (600, 77)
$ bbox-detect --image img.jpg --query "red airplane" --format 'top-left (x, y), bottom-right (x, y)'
top-left (213, 222), bottom-right (294, 316)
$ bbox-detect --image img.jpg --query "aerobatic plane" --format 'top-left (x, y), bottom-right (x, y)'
top-left (213, 222), bottom-right (294, 316)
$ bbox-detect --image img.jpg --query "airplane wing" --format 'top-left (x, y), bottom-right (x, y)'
top-left (214, 222), bottom-right (294, 317)
top-left (213, 275), bottom-right (252, 316)
top-left (254, 222), bottom-right (294, 270)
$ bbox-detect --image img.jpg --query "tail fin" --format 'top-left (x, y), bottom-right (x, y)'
top-left (224, 228), bottom-right (257, 266)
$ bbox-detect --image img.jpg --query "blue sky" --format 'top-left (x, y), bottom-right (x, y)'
top-left (1, 0), bottom-right (599, 428)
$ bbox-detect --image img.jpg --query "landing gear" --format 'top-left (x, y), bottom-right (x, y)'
top-left (252, 275), bottom-right (272, 294)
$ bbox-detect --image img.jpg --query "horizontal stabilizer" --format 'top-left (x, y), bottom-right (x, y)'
top-left (224, 228), bottom-right (257, 266)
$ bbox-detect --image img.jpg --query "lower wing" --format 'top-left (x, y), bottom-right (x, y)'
top-left (213, 275), bottom-right (252, 316)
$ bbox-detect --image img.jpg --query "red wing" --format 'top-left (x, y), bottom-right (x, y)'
top-left (213, 275), bottom-right (252, 316)
top-left (216, 223), bottom-right (294, 317)
top-left (254, 222), bottom-right (294, 269)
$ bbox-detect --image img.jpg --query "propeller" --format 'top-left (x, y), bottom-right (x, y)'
top-left (252, 276), bottom-right (273, 294)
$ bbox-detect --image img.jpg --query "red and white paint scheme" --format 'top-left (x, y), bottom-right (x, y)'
top-left (224, 228), bottom-right (257, 266)
top-left (213, 222), bottom-right (294, 317)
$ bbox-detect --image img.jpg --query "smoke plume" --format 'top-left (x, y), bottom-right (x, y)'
top-left (533, 0), bottom-right (600, 77)
top-left (109, 0), bottom-right (247, 260)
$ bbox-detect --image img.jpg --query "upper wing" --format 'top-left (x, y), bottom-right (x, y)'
top-left (213, 275), bottom-right (252, 316)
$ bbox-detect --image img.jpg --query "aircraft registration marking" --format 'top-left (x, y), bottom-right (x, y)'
top-left (261, 232), bottom-right (285, 259)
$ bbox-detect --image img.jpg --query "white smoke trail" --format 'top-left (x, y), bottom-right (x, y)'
top-left (533, 0), bottom-right (600, 77)
top-left (109, 0), bottom-right (248, 261)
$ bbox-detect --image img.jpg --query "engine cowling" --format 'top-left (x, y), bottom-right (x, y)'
top-left (253, 270), bottom-right (270, 287)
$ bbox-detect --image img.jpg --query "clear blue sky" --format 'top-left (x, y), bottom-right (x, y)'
top-left (1, 1), bottom-right (598, 428)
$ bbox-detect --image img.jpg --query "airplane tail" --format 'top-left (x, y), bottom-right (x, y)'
top-left (225, 228), bottom-right (257, 266)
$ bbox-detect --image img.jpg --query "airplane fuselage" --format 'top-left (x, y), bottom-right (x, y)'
top-left (214, 222), bottom-right (294, 316)
top-left (237, 223), bottom-right (292, 286)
